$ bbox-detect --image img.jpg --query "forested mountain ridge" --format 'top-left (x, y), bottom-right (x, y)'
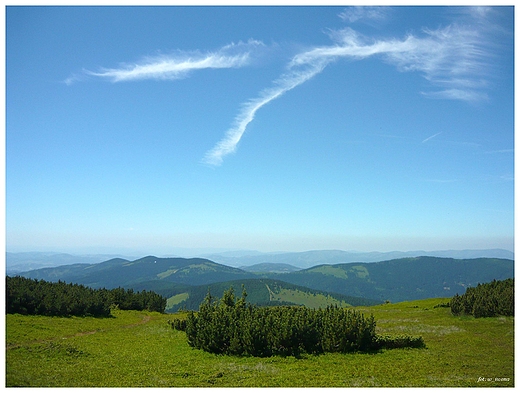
top-left (18, 256), bottom-right (255, 289)
top-left (14, 255), bottom-right (513, 305)
top-left (263, 256), bottom-right (514, 302)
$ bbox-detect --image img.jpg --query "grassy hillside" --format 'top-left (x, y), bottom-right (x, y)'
top-left (267, 257), bottom-right (514, 302)
top-left (165, 278), bottom-right (379, 312)
top-left (6, 298), bottom-right (513, 387)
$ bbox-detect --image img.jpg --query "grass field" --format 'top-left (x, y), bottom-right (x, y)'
top-left (5, 298), bottom-right (514, 387)
top-left (270, 287), bottom-right (351, 308)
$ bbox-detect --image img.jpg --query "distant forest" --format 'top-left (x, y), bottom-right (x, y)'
top-left (6, 276), bottom-right (167, 317)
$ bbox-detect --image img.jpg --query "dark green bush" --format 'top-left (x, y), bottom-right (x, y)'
top-left (450, 278), bottom-right (514, 318)
top-left (168, 318), bottom-right (187, 331)
top-left (171, 286), bottom-right (424, 357)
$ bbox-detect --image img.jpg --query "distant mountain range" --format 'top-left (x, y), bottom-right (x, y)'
top-left (205, 248), bottom-right (515, 268)
top-left (240, 263), bottom-right (301, 273)
top-left (11, 253), bottom-right (514, 309)
top-left (15, 256), bottom-right (253, 289)
top-left (7, 248), bottom-right (513, 274)
top-left (5, 252), bottom-right (137, 275)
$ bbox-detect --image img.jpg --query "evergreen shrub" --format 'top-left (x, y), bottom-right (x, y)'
top-left (170, 286), bottom-right (424, 357)
top-left (6, 276), bottom-right (167, 317)
top-left (450, 278), bottom-right (514, 318)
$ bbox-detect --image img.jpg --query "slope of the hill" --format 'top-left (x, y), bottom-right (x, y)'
top-left (17, 256), bottom-right (255, 289)
top-left (263, 256), bottom-right (514, 302)
top-left (165, 278), bottom-right (380, 312)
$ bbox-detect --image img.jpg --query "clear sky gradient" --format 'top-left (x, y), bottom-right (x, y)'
top-left (6, 6), bottom-right (514, 255)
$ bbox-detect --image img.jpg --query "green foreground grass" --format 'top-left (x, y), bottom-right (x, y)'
top-left (5, 298), bottom-right (514, 387)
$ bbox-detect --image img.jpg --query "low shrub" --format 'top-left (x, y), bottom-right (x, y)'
top-left (171, 286), bottom-right (424, 357)
top-left (450, 278), bottom-right (514, 318)
top-left (6, 276), bottom-right (167, 317)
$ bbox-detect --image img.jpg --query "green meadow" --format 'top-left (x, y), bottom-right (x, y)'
top-left (6, 298), bottom-right (514, 387)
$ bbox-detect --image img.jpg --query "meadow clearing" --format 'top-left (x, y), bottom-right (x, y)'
top-left (5, 298), bottom-right (514, 387)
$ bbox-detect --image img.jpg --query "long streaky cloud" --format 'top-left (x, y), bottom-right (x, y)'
top-left (291, 25), bottom-right (490, 100)
top-left (67, 11), bottom-right (497, 167)
top-left (69, 40), bottom-right (264, 83)
top-left (205, 21), bottom-right (492, 165)
top-left (88, 52), bottom-right (250, 82)
top-left (202, 59), bottom-right (330, 166)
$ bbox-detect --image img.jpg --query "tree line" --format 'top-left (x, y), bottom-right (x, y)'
top-left (450, 278), bottom-right (514, 318)
top-left (6, 276), bottom-right (167, 317)
top-left (170, 286), bottom-right (424, 357)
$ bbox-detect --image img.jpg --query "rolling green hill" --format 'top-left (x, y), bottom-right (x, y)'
top-left (164, 278), bottom-right (380, 312)
top-left (15, 255), bottom-right (513, 305)
top-left (18, 256), bottom-right (255, 289)
top-left (264, 256), bottom-right (514, 302)
top-left (15, 257), bottom-right (381, 311)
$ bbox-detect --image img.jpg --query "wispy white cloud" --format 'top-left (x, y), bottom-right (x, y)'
top-left (205, 19), bottom-right (496, 165)
top-left (485, 149), bottom-right (514, 154)
top-left (292, 24), bottom-right (492, 101)
top-left (421, 88), bottom-right (488, 102)
top-left (338, 6), bottom-right (389, 24)
top-left (202, 58), bottom-right (330, 166)
top-left (68, 10), bottom-right (500, 166)
top-left (422, 131), bottom-right (443, 144)
top-left (68, 40), bottom-right (264, 83)
top-left (88, 53), bottom-right (249, 82)
top-left (63, 73), bottom-right (85, 86)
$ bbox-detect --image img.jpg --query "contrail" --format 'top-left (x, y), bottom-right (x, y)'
top-left (422, 131), bottom-right (443, 143)
top-left (202, 59), bottom-right (330, 166)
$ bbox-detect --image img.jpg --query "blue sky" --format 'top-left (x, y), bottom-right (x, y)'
top-left (6, 6), bottom-right (514, 255)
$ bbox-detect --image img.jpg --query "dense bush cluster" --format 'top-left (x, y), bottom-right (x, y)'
top-left (6, 276), bottom-right (167, 317)
top-left (450, 278), bottom-right (514, 318)
top-left (170, 287), bottom-right (424, 357)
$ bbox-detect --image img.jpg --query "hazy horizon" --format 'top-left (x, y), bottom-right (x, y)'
top-left (6, 242), bottom-right (515, 259)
